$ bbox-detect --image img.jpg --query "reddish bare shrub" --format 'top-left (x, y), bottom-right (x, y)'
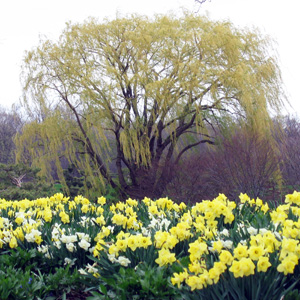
top-left (163, 128), bottom-right (280, 203)
top-left (277, 116), bottom-right (300, 193)
top-left (162, 146), bottom-right (213, 203)
top-left (205, 129), bottom-right (280, 200)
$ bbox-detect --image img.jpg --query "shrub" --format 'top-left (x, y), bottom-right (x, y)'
top-left (164, 128), bottom-right (280, 203)
top-left (0, 163), bottom-right (61, 200)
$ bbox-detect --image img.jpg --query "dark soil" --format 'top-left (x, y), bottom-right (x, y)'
top-left (59, 290), bottom-right (93, 300)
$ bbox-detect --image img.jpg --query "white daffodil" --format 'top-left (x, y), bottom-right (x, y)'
top-left (25, 232), bottom-right (35, 243)
top-left (66, 242), bottom-right (76, 252)
top-left (78, 239), bottom-right (91, 251)
top-left (64, 257), bottom-right (77, 267)
top-left (222, 240), bottom-right (233, 249)
top-left (86, 263), bottom-right (98, 274)
top-left (259, 228), bottom-right (268, 235)
top-left (54, 240), bottom-right (62, 249)
top-left (247, 226), bottom-right (258, 236)
top-left (78, 268), bottom-right (88, 275)
top-left (219, 228), bottom-right (229, 237)
top-left (60, 234), bottom-right (77, 244)
top-left (108, 253), bottom-right (117, 263)
top-left (117, 256), bottom-right (131, 267)
top-left (37, 245), bottom-right (49, 254)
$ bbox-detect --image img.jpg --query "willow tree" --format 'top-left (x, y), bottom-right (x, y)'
top-left (16, 13), bottom-right (285, 199)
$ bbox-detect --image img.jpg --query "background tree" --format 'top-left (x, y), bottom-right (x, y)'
top-left (0, 105), bottom-right (23, 164)
top-left (203, 128), bottom-right (281, 200)
top-left (276, 116), bottom-right (300, 193)
top-left (16, 13), bottom-right (285, 199)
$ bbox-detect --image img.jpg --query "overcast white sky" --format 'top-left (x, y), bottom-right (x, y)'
top-left (0, 0), bottom-right (299, 116)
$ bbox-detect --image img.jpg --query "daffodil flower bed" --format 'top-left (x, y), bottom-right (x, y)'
top-left (1, 192), bottom-right (300, 299)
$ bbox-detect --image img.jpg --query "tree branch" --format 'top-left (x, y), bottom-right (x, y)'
top-left (175, 139), bottom-right (214, 165)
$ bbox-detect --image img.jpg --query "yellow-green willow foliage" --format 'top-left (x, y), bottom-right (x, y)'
top-left (16, 12), bottom-right (285, 199)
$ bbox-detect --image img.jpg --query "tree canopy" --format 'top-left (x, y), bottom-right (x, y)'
top-left (16, 13), bottom-right (285, 199)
